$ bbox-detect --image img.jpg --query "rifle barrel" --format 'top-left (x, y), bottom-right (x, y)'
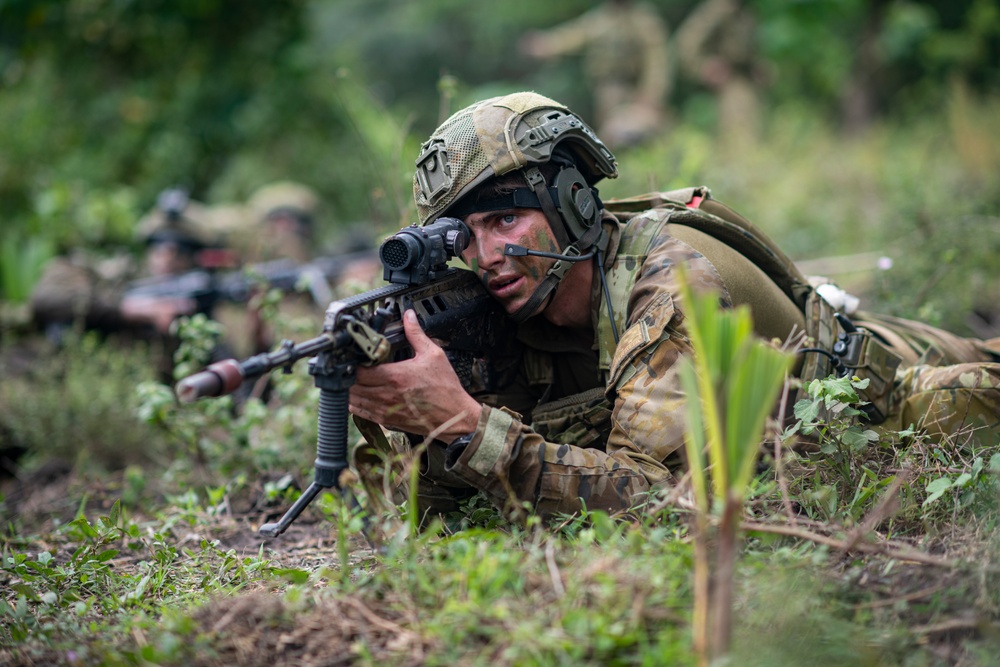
top-left (175, 332), bottom-right (337, 403)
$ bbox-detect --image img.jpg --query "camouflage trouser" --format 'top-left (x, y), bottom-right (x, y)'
top-left (883, 362), bottom-right (1000, 447)
top-left (856, 312), bottom-right (1000, 446)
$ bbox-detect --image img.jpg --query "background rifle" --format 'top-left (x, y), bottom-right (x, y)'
top-left (123, 250), bottom-right (376, 314)
top-left (175, 218), bottom-right (516, 538)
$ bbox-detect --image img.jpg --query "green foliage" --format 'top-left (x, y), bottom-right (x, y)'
top-left (922, 453), bottom-right (1000, 509)
top-left (676, 272), bottom-right (793, 509)
top-left (0, 232), bottom-right (53, 304)
top-left (1, 3), bottom-right (999, 664)
top-left (1, 499), bottom-right (276, 664)
top-left (780, 371), bottom-right (1000, 532)
top-left (0, 333), bottom-right (172, 473)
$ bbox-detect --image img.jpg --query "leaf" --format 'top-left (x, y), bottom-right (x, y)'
top-left (793, 398), bottom-right (820, 423)
top-left (925, 477), bottom-right (953, 493)
top-left (70, 516), bottom-right (100, 541)
top-left (273, 568), bottom-right (311, 585)
top-left (922, 477), bottom-right (953, 507)
top-left (109, 500), bottom-right (121, 528)
top-left (953, 473), bottom-right (972, 488)
top-left (841, 427), bottom-right (872, 451)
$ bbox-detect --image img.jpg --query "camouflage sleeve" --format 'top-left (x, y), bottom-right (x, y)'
top-left (442, 230), bottom-right (730, 519)
top-left (30, 257), bottom-right (129, 331)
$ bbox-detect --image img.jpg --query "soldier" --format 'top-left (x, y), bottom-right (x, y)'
top-left (227, 182), bottom-right (382, 353)
top-left (236, 181), bottom-right (322, 264)
top-left (675, 0), bottom-right (768, 151)
top-left (520, 0), bottom-right (672, 149)
top-left (347, 92), bottom-right (999, 521)
top-left (30, 188), bottom-right (219, 339)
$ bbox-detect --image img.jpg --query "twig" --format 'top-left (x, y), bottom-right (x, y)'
top-left (773, 381), bottom-right (797, 523)
top-left (912, 618), bottom-right (996, 636)
top-left (342, 596), bottom-right (414, 637)
top-left (854, 583), bottom-right (947, 609)
top-left (545, 541), bottom-right (565, 598)
top-left (741, 520), bottom-right (962, 569)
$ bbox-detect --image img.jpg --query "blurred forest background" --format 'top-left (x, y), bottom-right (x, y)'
top-left (1, 0), bottom-right (999, 332)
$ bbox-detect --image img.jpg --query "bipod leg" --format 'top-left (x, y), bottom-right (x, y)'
top-left (259, 482), bottom-right (326, 538)
top-left (259, 358), bottom-right (360, 538)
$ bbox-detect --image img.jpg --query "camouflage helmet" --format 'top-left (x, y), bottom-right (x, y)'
top-left (247, 181), bottom-right (320, 227)
top-left (413, 92), bottom-right (618, 225)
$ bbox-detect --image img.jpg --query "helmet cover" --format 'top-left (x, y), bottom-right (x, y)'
top-left (413, 92), bottom-right (618, 224)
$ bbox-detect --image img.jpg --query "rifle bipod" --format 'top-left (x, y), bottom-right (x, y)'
top-left (258, 354), bottom-right (366, 539)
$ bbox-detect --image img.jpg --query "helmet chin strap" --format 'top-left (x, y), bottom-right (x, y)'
top-left (506, 218), bottom-right (605, 323)
top-left (504, 166), bottom-right (605, 323)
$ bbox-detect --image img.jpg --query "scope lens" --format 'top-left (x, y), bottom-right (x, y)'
top-left (380, 236), bottom-right (418, 270)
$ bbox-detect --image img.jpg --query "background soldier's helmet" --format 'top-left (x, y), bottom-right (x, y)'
top-left (413, 91), bottom-right (618, 225)
top-left (247, 181), bottom-right (320, 236)
top-left (134, 187), bottom-right (219, 250)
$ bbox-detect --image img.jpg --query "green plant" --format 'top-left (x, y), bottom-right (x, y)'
top-left (0, 232), bottom-right (54, 303)
top-left (0, 332), bottom-right (172, 475)
top-left (675, 268), bottom-right (794, 666)
top-left (788, 375), bottom-right (884, 514)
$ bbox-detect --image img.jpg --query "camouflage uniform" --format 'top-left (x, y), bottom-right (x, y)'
top-left (852, 312), bottom-right (1000, 445)
top-left (29, 251), bottom-right (142, 338)
top-left (522, 0), bottom-right (672, 148)
top-left (404, 193), bottom-right (1000, 521)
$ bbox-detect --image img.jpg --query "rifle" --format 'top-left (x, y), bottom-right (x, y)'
top-left (175, 218), bottom-right (515, 537)
top-left (122, 250), bottom-right (377, 315)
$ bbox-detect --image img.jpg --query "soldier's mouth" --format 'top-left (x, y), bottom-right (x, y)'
top-left (489, 275), bottom-right (523, 298)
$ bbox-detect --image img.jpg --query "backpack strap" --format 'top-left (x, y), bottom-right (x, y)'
top-left (597, 210), bottom-right (671, 373)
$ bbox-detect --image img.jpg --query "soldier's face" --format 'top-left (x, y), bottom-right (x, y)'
top-left (146, 242), bottom-right (194, 277)
top-left (461, 207), bottom-right (560, 317)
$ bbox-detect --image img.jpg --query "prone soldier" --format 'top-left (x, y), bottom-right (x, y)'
top-left (346, 92), bottom-right (1000, 521)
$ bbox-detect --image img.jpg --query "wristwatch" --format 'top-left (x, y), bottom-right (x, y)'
top-left (448, 431), bottom-right (476, 449)
top-left (445, 431), bottom-right (477, 466)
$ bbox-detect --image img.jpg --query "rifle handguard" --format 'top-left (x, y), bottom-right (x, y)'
top-left (175, 359), bottom-right (244, 403)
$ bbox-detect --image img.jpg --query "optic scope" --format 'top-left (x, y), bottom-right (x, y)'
top-left (379, 217), bottom-right (470, 285)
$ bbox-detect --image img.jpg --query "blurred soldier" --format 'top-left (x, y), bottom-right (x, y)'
top-left (239, 181), bottom-right (321, 264)
top-left (30, 188), bottom-right (219, 339)
top-left (231, 181), bottom-right (382, 351)
top-left (520, 0), bottom-right (672, 149)
top-left (675, 0), bottom-right (768, 151)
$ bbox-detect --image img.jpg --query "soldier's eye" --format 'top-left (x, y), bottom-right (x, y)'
top-left (500, 214), bottom-right (516, 225)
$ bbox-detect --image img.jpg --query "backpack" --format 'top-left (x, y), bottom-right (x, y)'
top-left (601, 186), bottom-right (900, 423)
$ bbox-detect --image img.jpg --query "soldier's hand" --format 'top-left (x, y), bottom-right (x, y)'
top-left (349, 309), bottom-right (481, 442)
top-left (120, 295), bottom-right (196, 333)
